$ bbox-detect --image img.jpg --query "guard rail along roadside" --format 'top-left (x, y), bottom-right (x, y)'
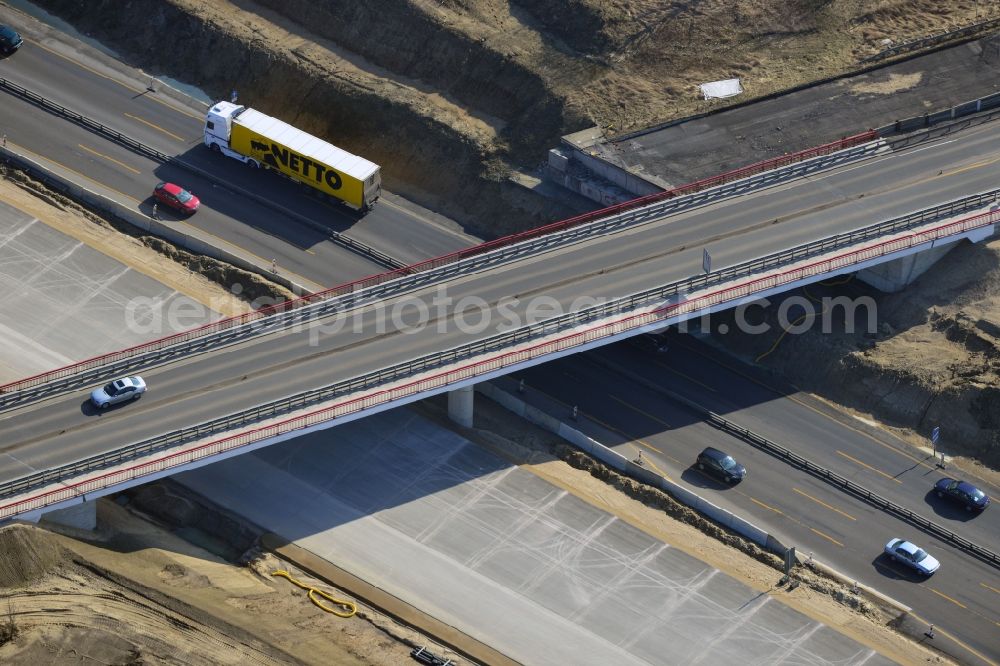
top-left (0, 145), bottom-right (310, 295)
top-left (1, 179), bottom-right (997, 413)
top-left (477, 380), bottom-right (785, 552)
top-left (595, 356), bottom-right (999, 572)
top-left (0, 76), bottom-right (404, 271)
top-left (0, 121), bottom-right (893, 402)
top-left (708, 411), bottom-right (999, 569)
top-left (477, 379), bottom-right (913, 617)
top-left (0, 205), bottom-right (996, 520)
top-left (876, 90), bottom-right (1000, 137)
top-left (2, 175), bottom-right (996, 409)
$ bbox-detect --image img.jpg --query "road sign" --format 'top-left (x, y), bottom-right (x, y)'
top-left (703, 248), bottom-right (712, 274)
top-left (931, 426), bottom-right (940, 444)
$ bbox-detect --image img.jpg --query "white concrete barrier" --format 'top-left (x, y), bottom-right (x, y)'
top-left (477, 382), bottom-right (776, 550)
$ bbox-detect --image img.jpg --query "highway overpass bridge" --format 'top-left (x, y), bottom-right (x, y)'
top-left (1, 117), bottom-right (999, 526)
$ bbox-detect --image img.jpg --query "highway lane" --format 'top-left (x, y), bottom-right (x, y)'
top-left (0, 87), bottom-right (383, 289)
top-left (0, 7), bottom-right (476, 274)
top-left (599, 335), bottom-right (1000, 551)
top-left (8, 119), bottom-right (1000, 454)
top-left (511, 351), bottom-right (1000, 663)
top-left (5, 121), bottom-right (1000, 477)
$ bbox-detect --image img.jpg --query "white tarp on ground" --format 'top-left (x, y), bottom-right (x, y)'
top-left (699, 78), bottom-right (743, 100)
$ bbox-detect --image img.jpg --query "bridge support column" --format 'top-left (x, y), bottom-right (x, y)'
top-left (40, 500), bottom-right (97, 531)
top-left (448, 385), bottom-right (475, 428)
top-left (857, 240), bottom-right (961, 292)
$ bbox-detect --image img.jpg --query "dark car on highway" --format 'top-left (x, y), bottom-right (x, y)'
top-left (934, 478), bottom-right (990, 512)
top-left (0, 25), bottom-right (23, 55)
top-left (696, 447), bottom-right (746, 483)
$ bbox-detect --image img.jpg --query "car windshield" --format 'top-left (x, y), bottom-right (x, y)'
top-left (719, 455), bottom-right (736, 470)
top-left (175, 189), bottom-right (193, 203)
top-left (0, 27), bottom-right (16, 40)
top-left (913, 549), bottom-right (928, 562)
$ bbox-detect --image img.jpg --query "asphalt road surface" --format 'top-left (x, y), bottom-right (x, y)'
top-left (4, 116), bottom-right (1000, 485)
top-left (511, 338), bottom-right (1000, 664)
top-left (0, 7), bottom-right (476, 288)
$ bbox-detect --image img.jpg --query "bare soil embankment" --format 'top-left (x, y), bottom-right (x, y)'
top-left (0, 502), bottom-right (439, 665)
top-left (31, 0), bottom-right (992, 235)
top-left (708, 237), bottom-right (1000, 470)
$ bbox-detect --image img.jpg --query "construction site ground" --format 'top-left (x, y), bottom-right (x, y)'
top-left (0, 0), bottom-right (996, 663)
top-left (594, 31), bottom-right (1000, 188)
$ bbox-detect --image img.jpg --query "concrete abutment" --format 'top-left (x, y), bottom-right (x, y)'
top-left (448, 385), bottom-right (475, 428)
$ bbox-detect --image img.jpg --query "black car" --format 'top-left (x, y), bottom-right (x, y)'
top-left (696, 447), bottom-right (746, 483)
top-left (934, 478), bottom-right (990, 512)
top-left (0, 26), bottom-right (22, 55)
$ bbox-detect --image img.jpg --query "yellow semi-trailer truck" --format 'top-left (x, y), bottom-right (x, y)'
top-left (203, 101), bottom-right (381, 211)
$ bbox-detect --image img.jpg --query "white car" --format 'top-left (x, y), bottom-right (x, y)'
top-left (90, 376), bottom-right (146, 409)
top-left (884, 538), bottom-right (940, 575)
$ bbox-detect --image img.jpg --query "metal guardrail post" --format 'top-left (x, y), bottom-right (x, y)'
top-left (0, 206), bottom-right (996, 527)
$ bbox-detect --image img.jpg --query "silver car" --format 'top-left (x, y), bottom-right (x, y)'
top-left (884, 538), bottom-right (940, 575)
top-left (90, 376), bottom-right (146, 409)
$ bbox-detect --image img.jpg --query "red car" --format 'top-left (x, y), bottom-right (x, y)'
top-left (153, 181), bottom-right (200, 215)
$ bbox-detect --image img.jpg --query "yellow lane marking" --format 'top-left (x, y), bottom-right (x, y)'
top-left (750, 497), bottom-right (783, 515)
top-left (929, 588), bottom-right (967, 609)
top-left (15, 142), bottom-right (321, 292)
top-left (908, 612), bottom-right (999, 666)
top-left (78, 144), bottom-right (141, 174)
top-left (609, 394), bottom-right (672, 428)
top-left (124, 112), bottom-right (186, 141)
top-left (939, 156), bottom-right (1000, 178)
top-left (633, 448), bottom-right (673, 481)
top-left (982, 582), bottom-right (1000, 596)
top-left (13, 143), bottom-right (141, 203)
top-left (182, 223), bottom-right (322, 292)
top-left (674, 339), bottom-right (1000, 491)
top-left (379, 197), bottom-right (473, 243)
top-left (526, 384), bottom-right (684, 466)
top-left (32, 41), bottom-right (204, 120)
top-left (650, 359), bottom-right (717, 392)
top-left (792, 488), bottom-right (856, 521)
top-left (835, 450), bottom-right (902, 483)
top-left (809, 528), bottom-right (844, 547)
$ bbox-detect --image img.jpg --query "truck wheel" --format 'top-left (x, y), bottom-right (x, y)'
top-left (247, 160), bottom-right (259, 169)
top-left (210, 143), bottom-right (221, 153)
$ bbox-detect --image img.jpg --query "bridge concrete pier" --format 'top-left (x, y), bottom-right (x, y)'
top-left (40, 500), bottom-right (97, 531)
top-left (448, 385), bottom-right (475, 428)
top-left (857, 239), bottom-right (963, 292)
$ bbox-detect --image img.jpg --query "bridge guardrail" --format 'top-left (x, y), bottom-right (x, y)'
top-left (1, 205), bottom-right (995, 520)
top-left (1, 175), bottom-right (997, 414)
top-left (0, 112), bottom-right (889, 403)
top-left (707, 413), bottom-right (999, 568)
top-left (0, 76), bottom-right (404, 271)
top-left (609, 361), bottom-right (1000, 569)
top-left (1, 74), bottom-right (994, 411)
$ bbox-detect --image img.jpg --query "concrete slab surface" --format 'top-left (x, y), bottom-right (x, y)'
top-left (0, 198), bottom-right (219, 382)
top-left (598, 33), bottom-right (1000, 188)
top-left (177, 407), bottom-right (893, 666)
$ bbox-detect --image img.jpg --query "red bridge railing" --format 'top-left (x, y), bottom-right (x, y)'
top-left (0, 129), bottom-right (878, 395)
top-left (1, 201), bottom-right (988, 522)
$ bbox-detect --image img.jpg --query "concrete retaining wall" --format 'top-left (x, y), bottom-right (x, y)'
top-left (477, 382), bottom-right (781, 552)
top-left (0, 146), bottom-right (310, 295)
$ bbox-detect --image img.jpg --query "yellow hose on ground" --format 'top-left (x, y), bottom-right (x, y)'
top-left (271, 570), bottom-right (357, 618)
